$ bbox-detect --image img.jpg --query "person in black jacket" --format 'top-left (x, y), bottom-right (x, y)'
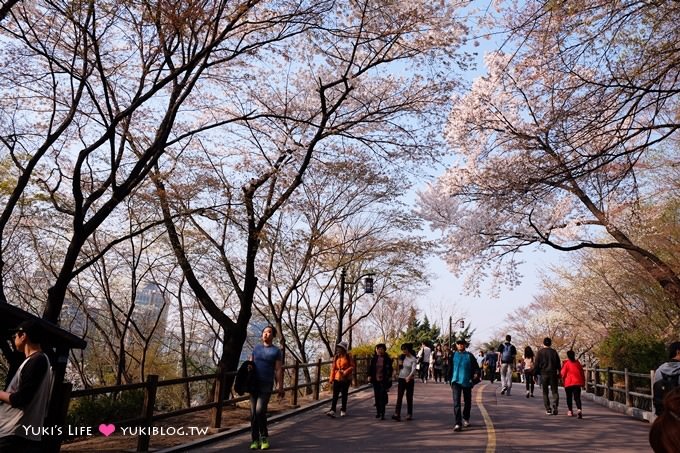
top-left (534, 337), bottom-right (561, 416)
top-left (368, 343), bottom-right (393, 420)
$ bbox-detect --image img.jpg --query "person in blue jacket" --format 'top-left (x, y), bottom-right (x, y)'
top-left (449, 338), bottom-right (480, 432)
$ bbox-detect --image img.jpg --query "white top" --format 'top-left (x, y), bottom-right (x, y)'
top-left (399, 355), bottom-right (418, 379)
top-left (417, 345), bottom-right (432, 363)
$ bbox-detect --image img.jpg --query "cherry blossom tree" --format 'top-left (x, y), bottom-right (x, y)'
top-left (419, 1), bottom-right (680, 306)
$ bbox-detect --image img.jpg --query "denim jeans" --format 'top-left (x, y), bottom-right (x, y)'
top-left (250, 380), bottom-right (274, 441)
top-left (451, 383), bottom-right (472, 426)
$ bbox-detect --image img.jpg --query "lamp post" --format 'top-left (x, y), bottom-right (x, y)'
top-left (448, 316), bottom-right (465, 348)
top-left (336, 267), bottom-right (375, 345)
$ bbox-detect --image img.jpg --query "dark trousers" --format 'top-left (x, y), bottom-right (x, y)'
top-left (434, 367), bottom-right (443, 382)
top-left (565, 385), bottom-right (582, 411)
top-left (419, 362), bottom-right (429, 381)
top-left (451, 383), bottom-right (472, 425)
top-left (330, 379), bottom-right (350, 412)
top-left (250, 381), bottom-right (273, 441)
top-left (394, 378), bottom-right (414, 416)
top-left (541, 372), bottom-right (559, 410)
top-left (372, 381), bottom-right (389, 416)
top-left (525, 370), bottom-right (535, 394)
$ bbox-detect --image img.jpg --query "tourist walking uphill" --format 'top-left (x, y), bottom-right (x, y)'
top-left (327, 341), bottom-right (355, 418)
top-left (523, 346), bottom-right (536, 398)
top-left (448, 339), bottom-right (480, 432)
top-left (368, 343), bottom-right (393, 420)
top-left (393, 343), bottom-right (417, 422)
top-left (248, 325), bottom-right (284, 450)
top-left (535, 337), bottom-right (561, 416)
top-left (0, 320), bottom-right (53, 453)
top-left (561, 350), bottom-right (585, 418)
top-left (498, 335), bottom-right (517, 396)
top-left (417, 341), bottom-right (432, 384)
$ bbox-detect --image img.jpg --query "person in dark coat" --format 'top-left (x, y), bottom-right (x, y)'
top-left (368, 343), bottom-right (393, 420)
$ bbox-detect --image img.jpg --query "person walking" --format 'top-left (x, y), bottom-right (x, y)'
top-left (433, 344), bottom-right (444, 383)
top-left (498, 335), bottom-right (517, 395)
top-left (534, 337), bottom-right (561, 415)
top-left (561, 350), bottom-right (585, 418)
top-left (0, 320), bottom-right (53, 453)
top-left (368, 343), bottom-right (393, 420)
top-left (326, 341), bottom-right (354, 418)
top-left (417, 341), bottom-right (432, 383)
top-left (248, 325), bottom-right (284, 450)
top-left (392, 343), bottom-right (417, 421)
top-left (449, 339), bottom-right (480, 432)
top-left (485, 349), bottom-right (498, 383)
top-left (652, 341), bottom-right (680, 416)
top-left (649, 388), bottom-right (680, 453)
top-left (523, 346), bottom-right (536, 398)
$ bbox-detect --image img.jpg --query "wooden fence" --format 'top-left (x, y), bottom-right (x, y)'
top-left (61, 357), bottom-right (372, 452)
top-left (584, 367), bottom-right (655, 414)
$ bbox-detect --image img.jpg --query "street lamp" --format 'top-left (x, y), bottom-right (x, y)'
top-left (448, 316), bottom-right (465, 348)
top-left (336, 267), bottom-right (375, 345)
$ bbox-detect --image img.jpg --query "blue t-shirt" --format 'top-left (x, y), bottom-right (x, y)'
top-left (252, 344), bottom-right (283, 384)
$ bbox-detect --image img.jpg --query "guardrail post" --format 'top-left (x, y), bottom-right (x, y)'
top-left (606, 367), bottom-right (613, 401)
top-left (650, 369), bottom-right (656, 404)
top-left (314, 359), bottom-right (322, 400)
top-left (137, 374), bottom-right (159, 452)
top-left (210, 364), bottom-right (227, 429)
top-left (585, 368), bottom-right (591, 393)
top-left (290, 361), bottom-right (300, 406)
top-left (594, 368), bottom-right (601, 396)
top-left (624, 368), bottom-right (631, 407)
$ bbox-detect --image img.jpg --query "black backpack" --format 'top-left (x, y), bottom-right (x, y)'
top-left (234, 360), bottom-right (256, 396)
top-left (653, 370), bottom-right (680, 415)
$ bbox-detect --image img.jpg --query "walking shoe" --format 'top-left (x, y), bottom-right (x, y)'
top-left (326, 410), bottom-right (336, 418)
top-left (552, 407), bottom-right (558, 416)
top-left (453, 424), bottom-right (462, 432)
top-left (260, 437), bottom-right (269, 450)
top-left (250, 441), bottom-right (260, 450)
top-left (500, 387), bottom-right (507, 395)
top-left (380, 413), bottom-right (385, 420)
top-left (340, 410), bottom-right (347, 417)
top-left (526, 391), bottom-right (530, 398)
top-left (506, 391), bottom-right (511, 396)
top-left (406, 414), bottom-right (412, 421)
top-left (392, 414), bottom-right (401, 421)
top-left (577, 409), bottom-right (582, 419)
top-left (546, 409), bottom-right (553, 415)
top-left (375, 413), bottom-right (381, 418)
top-left (531, 393), bottom-right (534, 397)
top-left (567, 410), bottom-right (573, 417)
top-left (463, 420), bottom-right (470, 428)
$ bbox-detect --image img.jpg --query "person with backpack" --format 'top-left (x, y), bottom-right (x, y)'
top-left (497, 334), bottom-right (517, 396)
top-left (560, 350), bottom-right (585, 418)
top-left (449, 338), bottom-right (480, 432)
top-left (247, 325), bottom-right (284, 450)
top-left (367, 343), bottom-right (393, 420)
top-left (653, 341), bottom-right (680, 416)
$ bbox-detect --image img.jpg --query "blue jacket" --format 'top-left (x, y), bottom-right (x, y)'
top-left (450, 351), bottom-right (480, 388)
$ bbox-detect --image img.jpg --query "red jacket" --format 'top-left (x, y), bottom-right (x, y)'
top-left (561, 359), bottom-right (585, 387)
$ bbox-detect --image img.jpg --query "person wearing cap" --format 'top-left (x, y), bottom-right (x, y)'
top-left (0, 319), bottom-right (53, 452)
top-left (326, 340), bottom-right (354, 418)
top-left (367, 343), bottom-right (393, 420)
top-left (449, 338), bottom-right (480, 432)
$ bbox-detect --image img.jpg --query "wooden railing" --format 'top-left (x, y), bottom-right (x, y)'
top-left (62, 356), bottom-right (371, 452)
top-left (584, 367), bottom-right (655, 414)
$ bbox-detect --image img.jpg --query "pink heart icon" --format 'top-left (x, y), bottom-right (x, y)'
top-left (98, 423), bottom-right (115, 437)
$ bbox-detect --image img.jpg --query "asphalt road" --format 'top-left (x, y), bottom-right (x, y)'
top-left (161, 380), bottom-right (652, 452)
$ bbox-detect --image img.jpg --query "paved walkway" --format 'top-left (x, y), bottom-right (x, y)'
top-left (162, 380), bottom-right (652, 452)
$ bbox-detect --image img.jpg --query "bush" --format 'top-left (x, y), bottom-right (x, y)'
top-left (67, 389), bottom-right (145, 435)
top-left (597, 329), bottom-right (666, 372)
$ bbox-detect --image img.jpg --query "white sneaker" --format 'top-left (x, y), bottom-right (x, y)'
top-left (340, 410), bottom-right (346, 417)
top-left (463, 420), bottom-right (470, 428)
top-left (326, 410), bottom-right (336, 418)
top-left (453, 425), bottom-right (461, 432)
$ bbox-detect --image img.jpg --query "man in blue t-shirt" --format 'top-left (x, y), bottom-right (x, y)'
top-left (248, 325), bottom-right (283, 450)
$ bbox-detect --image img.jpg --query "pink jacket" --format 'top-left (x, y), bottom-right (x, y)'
top-left (561, 359), bottom-right (585, 387)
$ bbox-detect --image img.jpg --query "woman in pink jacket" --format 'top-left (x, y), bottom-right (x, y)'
top-left (561, 350), bottom-right (585, 418)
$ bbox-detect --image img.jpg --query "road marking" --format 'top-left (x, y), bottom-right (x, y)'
top-left (476, 384), bottom-right (496, 453)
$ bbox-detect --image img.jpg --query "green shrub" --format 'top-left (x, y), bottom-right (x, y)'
top-left (597, 329), bottom-right (666, 372)
top-left (67, 389), bottom-right (145, 433)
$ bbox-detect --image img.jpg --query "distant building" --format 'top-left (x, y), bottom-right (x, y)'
top-left (135, 282), bottom-right (169, 337)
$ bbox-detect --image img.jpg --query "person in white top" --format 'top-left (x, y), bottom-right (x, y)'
top-left (417, 341), bottom-right (432, 383)
top-left (392, 343), bottom-right (417, 421)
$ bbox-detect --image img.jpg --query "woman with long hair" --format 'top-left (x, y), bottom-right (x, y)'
top-left (523, 346), bottom-right (536, 398)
